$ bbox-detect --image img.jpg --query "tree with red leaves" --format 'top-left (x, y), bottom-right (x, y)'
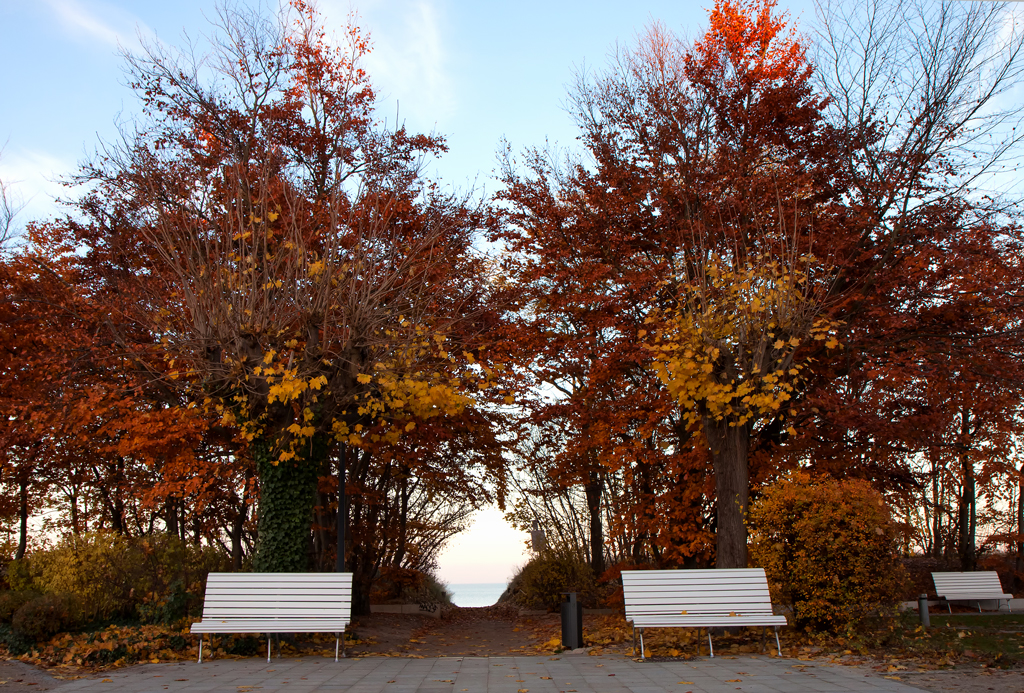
top-left (498, 0), bottom-right (848, 568)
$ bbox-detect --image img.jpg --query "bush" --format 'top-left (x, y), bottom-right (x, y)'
top-left (226, 635), bottom-right (261, 656)
top-left (0, 591), bottom-right (40, 624)
top-left (136, 579), bottom-right (195, 626)
top-left (370, 567), bottom-right (452, 610)
top-left (9, 531), bottom-right (228, 624)
top-left (0, 624), bottom-right (35, 655)
top-left (504, 550), bottom-right (596, 611)
top-left (749, 473), bottom-right (908, 634)
top-left (12, 593), bottom-right (79, 642)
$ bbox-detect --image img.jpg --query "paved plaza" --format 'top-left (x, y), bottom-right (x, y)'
top-left (50, 654), bottom-right (928, 693)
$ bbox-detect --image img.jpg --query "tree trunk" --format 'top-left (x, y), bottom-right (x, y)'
top-left (15, 476), bottom-right (29, 561)
top-left (230, 474), bottom-right (251, 570)
top-left (705, 415), bottom-right (750, 569)
top-left (252, 434), bottom-right (325, 573)
top-left (1016, 461), bottom-right (1023, 592)
top-left (69, 487), bottom-right (80, 537)
top-left (930, 456), bottom-right (942, 559)
top-left (335, 445), bottom-right (348, 572)
top-left (584, 469), bottom-right (604, 575)
top-left (393, 465), bottom-right (411, 568)
top-left (958, 407), bottom-right (977, 572)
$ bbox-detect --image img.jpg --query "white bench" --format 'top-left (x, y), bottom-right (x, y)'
top-left (190, 572), bottom-right (353, 662)
top-left (622, 568), bottom-right (787, 659)
top-left (932, 571), bottom-right (1012, 613)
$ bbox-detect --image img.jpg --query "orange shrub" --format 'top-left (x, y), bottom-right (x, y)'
top-left (749, 473), bottom-right (908, 634)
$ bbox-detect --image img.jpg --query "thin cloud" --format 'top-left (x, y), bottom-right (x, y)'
top-left (40, 0), bottom-right (149, 50)
top-left (0, 148), bottom-right (76, 224)
top-left (322, 0), bottom-right (457, 126)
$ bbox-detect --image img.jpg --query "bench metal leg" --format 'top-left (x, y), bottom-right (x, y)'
top-left (774, 627), bottom-right (782, 657)
top-left (639, 628), bottom-right (646, 661)
top-left (707, 630), bottom-right (714, 658)
top-left (977, 601), bottom-right (982, 613)
top-left (335, 634), bottom-right (339, 662)
top-left (266, 634), bottom-right (271, 663)
top-left (197, 635), bottom-right (203, 664)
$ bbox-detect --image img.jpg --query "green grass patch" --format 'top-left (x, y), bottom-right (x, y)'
top-left (898, 611), bottom-right (1024, 668)
top-left (930, 613), bottom-right (1024, 628)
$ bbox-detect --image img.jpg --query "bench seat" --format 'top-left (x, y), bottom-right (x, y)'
top-left (191, 572), bottom-right (353, 662)
top-left (931, 572), bottom-right (1012, 613)
top-left (622, 568), bottom-right (786, 660)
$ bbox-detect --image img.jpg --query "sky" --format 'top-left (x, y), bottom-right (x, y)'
top-left (0, 0), bottom-right (818, 584)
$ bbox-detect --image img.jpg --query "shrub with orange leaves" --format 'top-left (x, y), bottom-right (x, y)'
top-left (749, 474), bottom-right (908, 634)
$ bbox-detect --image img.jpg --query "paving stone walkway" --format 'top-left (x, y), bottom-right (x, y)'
top-left (50, 654), bottom-right (928, 692)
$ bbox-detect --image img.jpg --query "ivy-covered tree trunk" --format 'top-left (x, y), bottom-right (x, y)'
top-left (253, 436), bottom-right (325, 573)
top-left (705, 416), bottom-right (751, 569)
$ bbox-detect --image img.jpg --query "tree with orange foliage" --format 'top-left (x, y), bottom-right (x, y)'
top-left (67, 1), bottom-right (496, 597)
top-left (0, 222), bottom-right (222, 553)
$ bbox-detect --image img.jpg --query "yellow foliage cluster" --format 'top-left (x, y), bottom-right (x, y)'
top-left (646, 254), bottom-right (838, 427)
top-left (334, 367), bottom-right (474, 447)
top-left (200, 325), bottom-right (492, 464)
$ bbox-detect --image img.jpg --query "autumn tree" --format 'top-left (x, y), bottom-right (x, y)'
top-left (799, 0), bottom-right (1024, 570)
top-left (69, 1), bottom-right (496, 586)
top-left (0, 219), bottom-right (227, 558)
top-left (497, 0), bottom-right (848, 569)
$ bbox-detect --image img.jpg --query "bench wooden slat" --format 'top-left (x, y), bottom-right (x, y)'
top-left (192, 623), bottom-right (349, 633)
top-left (200, 601), bottom-right (352, 614)
top-left (628, 616), bottom-right (788, 626)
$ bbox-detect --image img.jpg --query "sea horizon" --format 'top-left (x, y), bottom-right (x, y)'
top-left (447, 582), bottom-right (507, 608)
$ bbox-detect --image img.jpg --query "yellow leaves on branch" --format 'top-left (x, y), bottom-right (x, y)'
top-left (196, 324), bottom-right (487, 463)
top-left (647, 253), bottom-right (840, 427)
top-left (349, 369), bottom-right (472, 422)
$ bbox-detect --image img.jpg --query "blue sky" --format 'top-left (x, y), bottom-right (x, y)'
top-left (0, 0), bottom-right (820, 584)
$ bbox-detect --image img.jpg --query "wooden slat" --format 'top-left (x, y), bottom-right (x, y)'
top-left (626, 618), bottom-right (787, 627)
top-left (192, 620), bottom-right (349, 634)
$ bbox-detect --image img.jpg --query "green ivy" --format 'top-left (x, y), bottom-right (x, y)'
top-left (252, 436), bottom-right (325, 573)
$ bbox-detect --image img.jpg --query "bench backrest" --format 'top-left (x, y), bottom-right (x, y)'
top-left (201, 572), bottom-right (353, 623)
top-left (932, 571), bottom-right (1006, 596)
top-left (622, 568), bottom-right (776, 620)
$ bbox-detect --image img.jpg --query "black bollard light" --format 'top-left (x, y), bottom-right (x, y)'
top-left (918, 593), bottom-right (930, 628)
